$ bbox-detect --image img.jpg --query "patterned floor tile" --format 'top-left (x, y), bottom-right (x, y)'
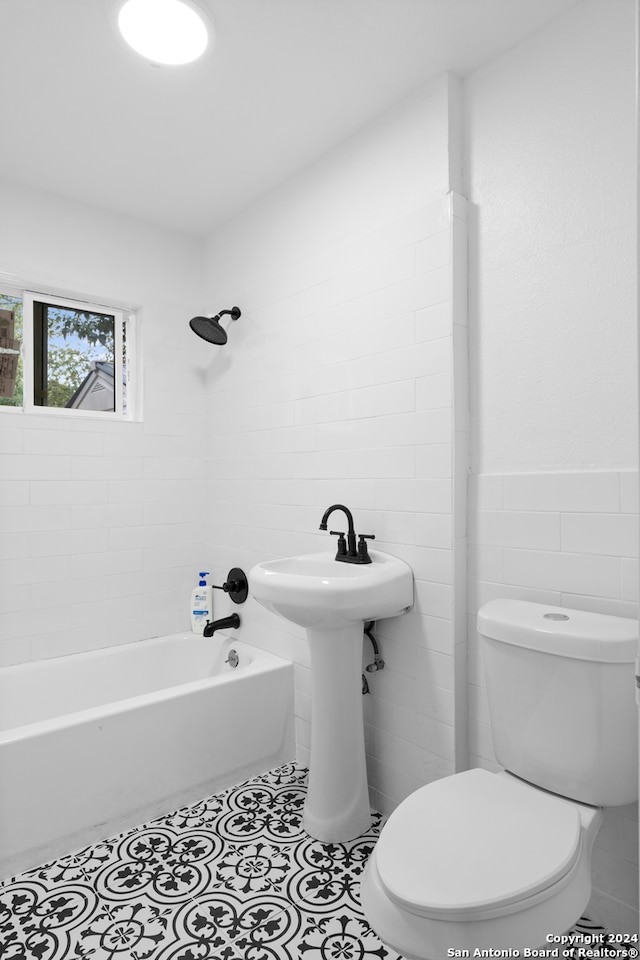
top-left (28, 826), bottom-right (225, 908)
top-left (0, 878), bottom-right (100, 960)
top-left (234, 901), bottom-right (403, 960)
top-left (214, 778), bottom-right (307, 847)
top-left (0, 764), bottom-right (612, 960)
top-left (286, 814), bottom-right (384, 914)
top-left (251, 760), bottom-right (309, 790)
top-left (153, 891), bottom-right (293, 960)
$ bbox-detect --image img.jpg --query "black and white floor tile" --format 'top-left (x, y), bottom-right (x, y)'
top-left (0, 762), bottom-right (609, 960)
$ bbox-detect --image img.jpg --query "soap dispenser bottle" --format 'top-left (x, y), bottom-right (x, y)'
top-left (191, 571), bottom-right (213, 634)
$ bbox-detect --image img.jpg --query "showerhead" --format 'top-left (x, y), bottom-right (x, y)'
top-left (189, 306), bottom-right (241, 344)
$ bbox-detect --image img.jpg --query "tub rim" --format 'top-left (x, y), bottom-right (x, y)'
top-left (0, 636), bottom-right (290, 746)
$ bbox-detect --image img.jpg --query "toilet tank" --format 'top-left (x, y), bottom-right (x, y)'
top-left (477, 600), bottom-right (638, 807)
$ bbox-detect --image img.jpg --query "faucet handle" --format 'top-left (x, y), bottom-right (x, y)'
top-left (357, 534), bottom-right (375, 563)
top-left (329, 530), bottom-right (347, 557)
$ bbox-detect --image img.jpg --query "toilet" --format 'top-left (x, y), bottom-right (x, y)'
top-left (360, 599), bottom-right (638, 959)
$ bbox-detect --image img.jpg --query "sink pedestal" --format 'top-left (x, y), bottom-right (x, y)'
top-left (303, 624), bottom-right (371, 842)
top-left (248, 548), bottom-right (413, 844)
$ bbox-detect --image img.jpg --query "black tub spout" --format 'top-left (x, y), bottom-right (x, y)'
top-left (203, 613), bottom-right (240, 637)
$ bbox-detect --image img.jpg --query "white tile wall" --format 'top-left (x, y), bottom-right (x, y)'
top-left (468, 469), bottom-right (639, 934)
top-left (0, 412), bottom-right (207, 665)
top-left (0, 189), bottom-right (207, 667)
top-left (204, 193), bottom-right (469, 815)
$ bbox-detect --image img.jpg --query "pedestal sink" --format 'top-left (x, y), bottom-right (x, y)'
top-left (248, 549), bottom-right (413, 842)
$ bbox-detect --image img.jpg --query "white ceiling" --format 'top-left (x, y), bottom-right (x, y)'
top-left (0, 0), bottom-right (580, 238)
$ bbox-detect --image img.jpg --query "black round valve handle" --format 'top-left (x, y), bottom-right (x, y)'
top-left (212, 567), bottom-right (248, 604)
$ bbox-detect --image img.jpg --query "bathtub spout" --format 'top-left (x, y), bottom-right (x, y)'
top-left (203, 613), bottom-right (240, 637)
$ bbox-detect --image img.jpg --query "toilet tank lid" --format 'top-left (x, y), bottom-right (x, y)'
top-left (477, 600), bottom-right (638, 663)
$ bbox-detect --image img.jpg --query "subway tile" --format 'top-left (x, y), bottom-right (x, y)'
top-left (468, 474), bottom-right (503, 511)
top-left (415, 407), bottom-right (452, 442)
top-left (0, 454), bottom-right (70, 480)
top-left (366, 752), bottom-right (426, 807)
top-left (472, 510), bottom-right (561, 550)
top-left (292, 477), bottom-right (375, 509)
top-left (416, 443), bottom-right (452, 478)
top-left (415, 300), bottom-right (452, 342)
top-left (413, 512), bottom-right (452, 549)
top-left (0, 480), bottom-right (29, 506)
top-left (415, 230), bottom-right (451, 274)
top-left (503, 548), bottom-right (622, 600)
top-left (0, 556), bottom-right (70, 586)
top-left (375, 478), bottom-right (451, 513)
top-left (30, 577), bottom-right (109, 610)
top-left (393, 544), bottom-right (453, 584)
top-left (469, 720), bottom-right (496, 765)
top-left (413, 580), bottom-right (453, 619)
top-left (0, 532), bottom-right (29, 560)
top-left (0, 504), bottom-right (70, 533)
top-left (70, 504), bottom-right (109, 529)
top-left (30, 528), bottom-right (109, 558)
top-left (560, 594), bottom-right (638, 620)
top-left (469, 544), bottom-right (504, 584)
top-left (419, 614), bottom-right (455, 654)
top-left (354, 269), bottom-right (450, 323)
top-left (23, 429), bottom-right (103, 457)
top-left (30, 480), bottom-right (109, 505)
top-left (374, 338), bottom-right (450, 385)
top-left (0, 428), bottom-right (23, 454)
top-left (294, 357), bottom-right (375, 399)
top-left (620, 471), bottom-right (639, 514)
top-left (591, 847), bottom-right (639, 910)
top-left (595, 808), bottom-right (639, 867)
top-left (349, 380), bottom-right (415, 420)
top-left (471, 580), bottom-right (563, 612)
top-left (416, 714), bottom-right (455, 761)
top-left (414, 681), bottom-right (455, 725)
top-left (0, 635), bottom-right (32, 667)
top-left (70, 549), bottom-right (144, 580)
top-left (503, 472), bottom-right (620, 513)
top-left (0, 582), bottom-right (30, 615)
top-left (365, 693), bottom-right (422, 748)
top-left (415, 647), bottom-right (455, 691)
top-left (621, 559), bottom-right (638, 602)
top-left (72, 456), bottom-right (143, 480)
top-left (295, 446), bottom-right (415, 480)
top-left (467, 681), bottom-right (491, 726)
top-left (561, 513), bottom-right (638, 558)
top-left (105, 502), bottom-right (145, 527)
top-left (323, 246), bottom-right (416, 306)
top-left (416, 371), bottom-right (452, 410)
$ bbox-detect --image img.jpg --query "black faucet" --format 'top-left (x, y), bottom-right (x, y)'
top-left (319, 504), bottom-right (374, 564)
top-left (203, 613), bottom-right (240, 637)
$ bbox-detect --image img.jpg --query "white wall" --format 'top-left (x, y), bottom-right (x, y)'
top-left (465, 0), bottom-right (638, 934)
top-left (466, 0), bottom-right (637, 475)
top-left (0, 178), bottom-right (207, 665)
top-left (202, 75), bottom-right (470, 814)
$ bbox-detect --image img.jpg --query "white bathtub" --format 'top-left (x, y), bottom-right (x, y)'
top-left (0, 632), bottom-right (294, 880)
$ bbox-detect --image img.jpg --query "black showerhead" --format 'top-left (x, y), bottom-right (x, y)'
top-left (189, 306), bottom-right (241, 344)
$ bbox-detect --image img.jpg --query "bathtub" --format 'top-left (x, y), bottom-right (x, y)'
top-left (0, 632), bottom-right (294, 880)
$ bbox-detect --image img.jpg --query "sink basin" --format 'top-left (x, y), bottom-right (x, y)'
top-left (248, 549), bottom-right (413, 628)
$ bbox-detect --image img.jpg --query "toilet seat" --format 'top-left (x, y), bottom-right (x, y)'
top-left (376, 768), bottom-right (583, 922)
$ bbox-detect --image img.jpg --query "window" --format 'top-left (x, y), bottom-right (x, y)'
top-left (0, 287), bottom-right (137, 419)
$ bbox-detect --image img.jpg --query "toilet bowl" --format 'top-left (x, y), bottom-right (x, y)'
top-left (360, 769), bottom-right (603, 959)
top-left (361, 600), bottom-right (637, 959)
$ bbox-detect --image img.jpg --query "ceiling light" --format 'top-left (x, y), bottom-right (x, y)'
top-left (115, 0), bottom-right (212, 66)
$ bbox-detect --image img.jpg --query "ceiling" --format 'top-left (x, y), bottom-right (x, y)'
top-left (0, 0), bottom-right (580, 238)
